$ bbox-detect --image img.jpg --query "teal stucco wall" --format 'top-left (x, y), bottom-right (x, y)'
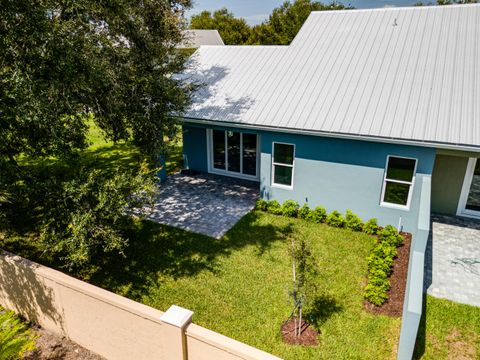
top-left (183, 123), bottom-right (437, 232)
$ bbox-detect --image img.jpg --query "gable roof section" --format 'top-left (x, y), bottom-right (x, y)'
top-left (179, 30), bottom-right (224, 48)
top-left (180, 5), bottom-right (480, 151)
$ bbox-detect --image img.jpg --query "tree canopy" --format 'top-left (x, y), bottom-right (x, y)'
top-left (190, 8), bottom-right (251, 45)
top-left (0, 0), bottom-right (193, 267)
top-left (189, 0), bottom-right (351, 46)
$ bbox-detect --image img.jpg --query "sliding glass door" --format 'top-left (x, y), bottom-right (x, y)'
top-left (458, 158), bottom-right (480, 218)
top-left (209, 129), bottom-right (259, 179)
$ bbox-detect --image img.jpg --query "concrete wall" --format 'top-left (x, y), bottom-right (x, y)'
top-left (0, 251), bottom-right (280, 360)
top-left (183, 122), bottom-right (437, 232)
top-left (397, 176), bottom-right (431, 360)
top-left (431, 154), bottom-right (469, 215)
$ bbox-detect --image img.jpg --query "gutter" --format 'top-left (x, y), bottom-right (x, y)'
top-left (177, 117), bottom-right (480, 154)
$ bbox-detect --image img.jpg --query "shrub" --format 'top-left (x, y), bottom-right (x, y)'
top-left (298, 203), bottom-right (310, 219)
top-left (266, 199), bottom-right (282, 215)
top-left (255, 198), bottom-right (268, 211)
top-left (325, 210), bottom-right (345, 228)
top-left (281, 200), bottom-right (300, 218)
top-left (345, 209), bottom-right (363, 231)
top-left (378, 225), bottom-right (404, 247)
top-left (364, 279), bottom-right (390, 306)
top-left (305, 206), bottom-right (327, 223)
top-left (0, 310), bottom-right (37, 359)
top-left (363, 218), bottom-right (379, 235)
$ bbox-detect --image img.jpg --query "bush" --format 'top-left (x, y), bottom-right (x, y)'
top-left (0, 309), bottom-right (37, 359)
top-left (325, 210), bottom-right (345, 228)
top-left (364, 279), bottom-right (390, 306)
top-left (305, 206), bottom-right (327, 223)
top-left (298, 203), bottom-right (310, 219)
top-left (255, 198), bottom-right (268, 211)
top-left (266, 199), bottom-right (282, 215)
top-left (345, 209), bottom-right (363, 231)
top-left (363, 218), bottom-right (379, 235)
top-left (378, 225), bottom-right (404, 247)
top-left (281, 200), bottom-right (300, 217)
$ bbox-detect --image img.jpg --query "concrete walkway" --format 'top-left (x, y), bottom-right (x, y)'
top-left (147, 173), bottom-right (259, 238)
top-left (424, 214), bottom-right (480, 307)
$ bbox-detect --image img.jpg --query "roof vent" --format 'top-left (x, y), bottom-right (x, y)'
top-left (393, 18), bottom-right (398, 27)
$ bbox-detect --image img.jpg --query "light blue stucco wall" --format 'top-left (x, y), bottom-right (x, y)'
top-left (183, 123), bottom-right (437, 232)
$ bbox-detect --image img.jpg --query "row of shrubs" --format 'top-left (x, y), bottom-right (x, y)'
top-left (255, 198), bottom-right (404, 307)
top-left (364, 225), bottom-right (404, 305)
top-left (255, 199), bottom-right (380, 235)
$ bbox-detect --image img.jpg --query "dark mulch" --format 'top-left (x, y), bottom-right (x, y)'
top-left (281, 317), bottom-right (319, 346)
top-left (365, 232), bottom-right (412, 317)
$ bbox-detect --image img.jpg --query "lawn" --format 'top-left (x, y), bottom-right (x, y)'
top-left (84, 212), bottom-right (401, 360)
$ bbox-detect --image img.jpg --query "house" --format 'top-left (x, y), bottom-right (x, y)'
top-left (178, 29), bottom-right (224, 49)
top-left (177, 4), bottom-right (480, 359)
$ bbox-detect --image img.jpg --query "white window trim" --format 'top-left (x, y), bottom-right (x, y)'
top-left (206, 129), bottom-right (260, 181)
top-left (456, 157), bottom-right (480, 219)
top-left (380, 155), bottom-right (418, 211)
top-left (271, 142), bottom-right (295, 190)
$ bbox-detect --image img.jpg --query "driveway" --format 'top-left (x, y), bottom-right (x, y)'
top-left (147, 173), bottom-right (259, 238)
top-left (424, 214), bottom-right (480, 307)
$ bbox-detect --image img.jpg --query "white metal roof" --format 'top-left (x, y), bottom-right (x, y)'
top-left (180, 5), bottom-right (480, 150)
top-left (179, 30), bottom-right (224, 48)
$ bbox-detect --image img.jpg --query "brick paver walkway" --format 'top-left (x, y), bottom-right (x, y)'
top-left (147, 173), bottom-right (259, 238)
top-left (424, 214), bottom-right (480, 307)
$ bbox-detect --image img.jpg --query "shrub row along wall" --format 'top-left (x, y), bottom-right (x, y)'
top-left (0, 250), bottom-right (280, 360)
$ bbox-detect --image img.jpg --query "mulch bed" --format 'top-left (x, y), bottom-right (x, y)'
top-left (281, 317), bottom-right (319, 346)
top-left (364, 232), bottom-right (412, 317)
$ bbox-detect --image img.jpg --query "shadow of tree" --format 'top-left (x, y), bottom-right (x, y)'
top-left (87, 212), bottom-right (294, 300)
top-left (0, 252), bottom-right (64, 332)
top-left (306, 294), bottom-right (344, 329)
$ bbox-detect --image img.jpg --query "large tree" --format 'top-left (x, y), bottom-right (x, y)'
top-left (249, 0), bottom-right (351, 45)
top-left (0, 0), bottom-right (193, 267)
top-left (190, 8), bottom-right (252, 45)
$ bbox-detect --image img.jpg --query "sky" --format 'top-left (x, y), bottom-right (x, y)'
top-left (187, 0), bottom-right (420, 25)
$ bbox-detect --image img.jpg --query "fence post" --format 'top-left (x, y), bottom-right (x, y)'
top-left (160, 305), bottom-right (193, 360)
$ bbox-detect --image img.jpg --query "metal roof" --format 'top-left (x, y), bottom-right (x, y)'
top-left (180, 5), bottom-right (480, 150)
top-left (179, 30), bottom-right (224, 48)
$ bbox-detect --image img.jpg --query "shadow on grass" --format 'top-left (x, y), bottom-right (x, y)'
top-left (307, 294), bottom-right (344, 329)
top-left (87, 212), bottom-right (294, 300)
top-left (413, 295), bottom-right (427, 359)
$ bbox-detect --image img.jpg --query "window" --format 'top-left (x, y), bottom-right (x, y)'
top-left (272, 142), bottom-right (295, 188)
top-left (381, 156), bottom-right (417, 209)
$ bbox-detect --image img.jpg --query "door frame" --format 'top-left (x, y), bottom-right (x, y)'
top-left (206, 129), bottom-right (260, 181)
top-left (457, 157), bottom-right (480, 219)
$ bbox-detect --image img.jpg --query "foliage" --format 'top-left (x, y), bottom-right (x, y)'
top-left (0, 310), bottom-right (36, 360)
top-left (289, 234), bottom-right (318, 336)
top-left (281, 200), bottom-right (300, 218)
top-left (305, 206), bottom-right (327, 223)
top-left (363, 218), bottom-right (379, 235)
top-left (38, 164), bottom-right (156, 269)
top-left (298, 203), bottom-right (311, 219)
top-left (1, 0), bottom-right (192, 267)
top-left (325, 210), bottom-right (345, 228)
top-left (266, 200), bottom-right (283, 215)
top-left (249, 0), bottom-right (351, 45)
top-left (190, 8), bottom-right (251, 45)
top-left (345, 209), bottom-right (363, 231)
top-left (255, 198), bottom-right (269, 211)
top-left (364, 225), bottom-right (404, 306)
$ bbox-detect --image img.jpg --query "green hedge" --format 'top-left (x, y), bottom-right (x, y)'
top-left (254, 198), bottom-right (405, 307)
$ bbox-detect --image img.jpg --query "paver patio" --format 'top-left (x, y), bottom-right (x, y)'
top-left (147, 173), bottom-right (259, 238)
top-left (424, 214), bottom-right (480, 307)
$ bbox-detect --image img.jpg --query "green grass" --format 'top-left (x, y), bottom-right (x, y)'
top-left (83, 212), bottom-right (400, 360)
top-left (414, 296), bottom-right (480, 359)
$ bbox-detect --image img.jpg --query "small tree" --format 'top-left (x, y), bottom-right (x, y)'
top-left (289, 235), bottom-right (318, 337)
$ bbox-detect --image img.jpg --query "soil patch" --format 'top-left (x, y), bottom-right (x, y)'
top-left (281, 317), bottom-right (319, 346)
top-left (23, 326), bottom-right (103, 360)
top-left (365, 232), bottom-right (412, 317)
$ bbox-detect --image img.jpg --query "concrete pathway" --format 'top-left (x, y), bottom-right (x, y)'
top-left (147, 173), bottom-right (259, 238)
top-left (424, 214), bottom-right (480, 307)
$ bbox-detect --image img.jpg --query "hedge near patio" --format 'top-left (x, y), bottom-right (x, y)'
top-left (255, 199), bottom-right (405, 307)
